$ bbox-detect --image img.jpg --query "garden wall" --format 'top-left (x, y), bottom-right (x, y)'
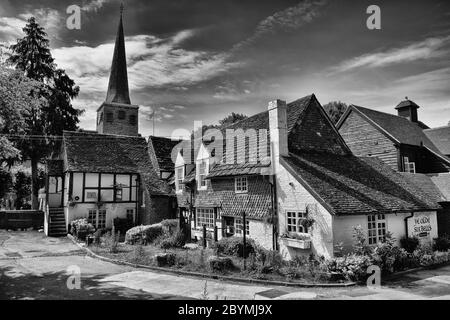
top-left (0, 210), bottom-right (43, 230)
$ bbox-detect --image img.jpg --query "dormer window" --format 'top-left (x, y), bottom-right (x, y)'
top-left (197, 160), bottom-right (208, 190)
top-left (106, 112), bottom-right (114, 123)
top-left (402, 156), bottom-right (416, 173)
top-left (129, 114), bottom-right (137, 125)
top-left (175, 166), bottom-right (184, 192)
top-left (118, 110), bottom-right (126, 119)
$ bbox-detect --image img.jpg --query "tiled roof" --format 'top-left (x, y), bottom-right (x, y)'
top-left (399, 173), bottom-right (447, 203)
top-left (424, 126), bottom-right (450, 156)
top-left (207, 162), bottom-right (271, 178)
top-left (428, 173), bottom-right (450, 201)
top-left (182, 167), bottom-right (196, 183)
top-left (63, 131), bottom-right (171, 195)
top-left (281, 153), bottom-right (440, 215)
top-left (395, 99), bottom-right (419, 109)
top-left (352, 106), bottom-right (442, 153)
top-left (148, 136), bottom-right (181, 172)
top-left (195, 175), bottom-right (272, 219)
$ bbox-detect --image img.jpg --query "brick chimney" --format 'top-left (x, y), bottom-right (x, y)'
top-left (268, 99), bottom-right (288, 171)
top-left (395, 97), bottom-right (419, 123)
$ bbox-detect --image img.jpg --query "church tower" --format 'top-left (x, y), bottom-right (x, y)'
top-left (97, 4), bottom-right (139, 136)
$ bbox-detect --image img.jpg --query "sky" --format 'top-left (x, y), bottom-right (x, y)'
top-left (0, 0), bottom-right (449, 138)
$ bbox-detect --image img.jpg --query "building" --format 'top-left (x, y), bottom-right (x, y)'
top-left (174, 95), bottom-right (440, 259)
top-left (336, 98), bottom-right (450, 237)
top-left (336, 98), bottom-right (450, 174)
top-left (43, 8), bottom-right (175, 236)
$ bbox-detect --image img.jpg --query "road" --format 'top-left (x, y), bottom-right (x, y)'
top-left (1, 231), bottom-right (449, 300)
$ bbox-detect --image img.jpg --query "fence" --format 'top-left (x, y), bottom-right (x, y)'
top-left (0, 210), bottom-right (44, 230)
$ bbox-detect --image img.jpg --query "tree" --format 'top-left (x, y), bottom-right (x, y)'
top-left (0, 67), bottom-right (44, 164)
top-left (7, 17), bottom-right (83, 209)
top-left (0, 168), bottom-right (13, 199)
top-left (323, 101), bottom-right (348, 124)
top-left (14, 171), bottom-right (31, 209)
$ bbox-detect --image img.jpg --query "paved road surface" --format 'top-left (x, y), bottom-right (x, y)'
top-left (1, 231), bottom-right (449, 300)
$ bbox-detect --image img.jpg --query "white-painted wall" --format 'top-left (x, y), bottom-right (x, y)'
top-left (67, 202), bottom-right (136, 229)
top-left (333, 211), bottom-right (438, 254)
top-left (276, 165), bottom-right (334, 260)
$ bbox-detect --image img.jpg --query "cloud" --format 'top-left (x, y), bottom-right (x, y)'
top-left (331, 36), bottom-right (450, 73)
top-left (0, 8), bottom-right (63, 44)
top-left (81, 0), bottom-right (112, 13)
top-left (232, 0), bottom-right (327, 52)
top-left (53, 30), bottom-right (239, 95)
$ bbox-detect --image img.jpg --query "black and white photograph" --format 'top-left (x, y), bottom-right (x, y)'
top-left (0, 0), bottom-right (449, 308)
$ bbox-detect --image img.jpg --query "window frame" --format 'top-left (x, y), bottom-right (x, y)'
top-left (235, 176), bottom-right (248, 193)
top-left (77, 172), bottom-right (139, 203)
top-left (402, 156), bottom-right (416, 173)
top-left (88, 209), bottom-right (107, 229)
top-left (175, 166), bottom-right (184, 192)
top-left (196, 208), bottom-right (215, 229)
top-left (197, 159), bottom-right (208, 190)
top-left (235, 218), bottom-right (249, 236)
top-left (286, 211), bottom-right (308, 234)
top-left (367, 214), bottom-right (387, 245)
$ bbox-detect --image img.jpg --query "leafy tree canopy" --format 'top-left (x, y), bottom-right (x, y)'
top-left (323, 101), bottom-right (349, 124)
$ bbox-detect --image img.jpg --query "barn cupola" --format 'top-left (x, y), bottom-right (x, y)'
top-left (395, 97), bottom-right (419, 123)
top-left (96, 4), bottom-right (139, 136)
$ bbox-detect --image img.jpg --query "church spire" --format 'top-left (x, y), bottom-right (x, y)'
top-left (105, 3), bottom-right (131, 105)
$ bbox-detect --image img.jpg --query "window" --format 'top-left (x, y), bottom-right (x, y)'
top-left (106, 112), bottom-right (114, 122)
top-left (88, 209), bottom-right (96, 226)
top-left (196, 208), bottom-right (214, 229)
top-left (176, 166), bottom-right (184, 191)
top-left (368, 214), bottom-right (386, 245)
top-left (129, 114), bottom-right (137, 125)
top-left (118, 110), bottom-right (126, 119)
top-left (48, 176), bottom-right (62, 193)
top-left (126, 209), bottom-right (134, 220)
top-left (198, 160), bottom-right (207, 189)
top-left (80, 173), bottom-right (138, 203)
top-left (88, 209), bottom-right (107, 229)
top-left (98, 210), bottom-right (106, 229)
top-left (286, 211), bottom-right (308, 233)
top-left (235, 219), bottom-right (249, 235)
top-left (402, 156), bottom-right (416, 173)
top-left (235, 176), bottom-right (248, 193)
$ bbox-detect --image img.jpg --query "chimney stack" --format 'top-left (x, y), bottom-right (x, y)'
top-left (395, 97), bottom-right (419, 123)
top-left (268, 99), bottom-right (288, 167)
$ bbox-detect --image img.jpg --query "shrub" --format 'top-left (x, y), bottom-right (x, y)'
top-left (327, 254), bottom-right (373, 282)
top-left (371, 233), bottom-right (408, 273)
top-left (155, 253), bottom-right (176, 267)
top-left (400, 236), bottom-right (420, 253)
top-left (433, 236), bottom-right (450, 252)
top-left (101, 229), bottom-right (120, 253)
top-left (70, 218), bottom-right (95, 240)
top-left (161, 219), bottom-right (179, 233)
top-left (159, 230), bottom-right (186, 249)
top-left (208, 256), bottom-right (234, 273)
top-left (113, 217), bottom-right (133, 235)
top-left (352, 225), bottom-right (373, 256)
top-left (214, 237), bottom-right (255, 258)
top-left (125, 223), bottom-right (163, 244)
top-left (132, 244), bottom-right (146, 264)
top-left (265, 250), bottom-right (284, 272)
